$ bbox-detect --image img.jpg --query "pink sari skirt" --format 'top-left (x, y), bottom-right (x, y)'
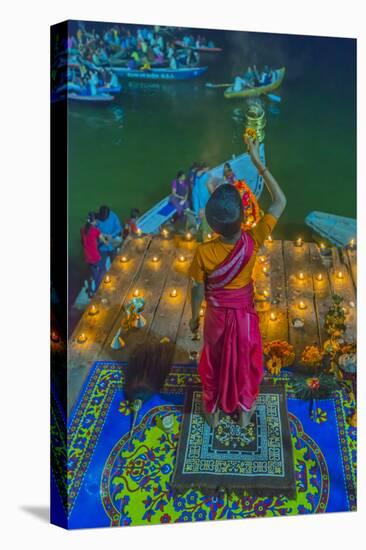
top-left (198, 282), bottom-right (264, 414)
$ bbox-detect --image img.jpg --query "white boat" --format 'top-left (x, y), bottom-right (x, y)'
top-left (136, 145), bottom-right (265, 234)
top-left (305, 210), bottom-right (356, 247)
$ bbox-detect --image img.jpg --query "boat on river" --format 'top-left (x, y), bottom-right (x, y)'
top-left (174, 40), bottom-right (223, 53)
top-left (137, 146), bottom-right (265, 234)
top-left (111, 66), bottom-right (208, 81)
top-left (224, 67), bottom-right (286, 99)
top-left (305, 211), bottom-right (356, 247)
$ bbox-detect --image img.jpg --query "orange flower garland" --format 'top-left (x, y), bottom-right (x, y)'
top-left (233, 179), bottom-right (261, 228)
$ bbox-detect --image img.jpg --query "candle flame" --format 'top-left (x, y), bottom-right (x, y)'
top-left (133, 289), bottom-right (140, 297)
top-left (170, 289), bottom-right (177, 298)
top-left (337, 271), bottom-right (344, 279)
top-left (270, 312), bottom-right (277, 321)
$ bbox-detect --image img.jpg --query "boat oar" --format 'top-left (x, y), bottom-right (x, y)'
top-left (205, 82), bottom-right (231, 88)
top-left (267, 93), bottom-right (282, 103)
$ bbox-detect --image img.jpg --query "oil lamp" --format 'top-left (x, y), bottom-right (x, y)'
top-left (186, 232), bottom-right (193, 241)
top-left (259, 256), bottom-right (266, 264)
top-left (349, 239), bottom-right (356, 249)
top-left (295, 237), bottom-right (303, 247)
top-left (162, 228), bottom-right (169, 238)
top-left (266, 235), bottom-right (273, 243)
top-left (297, 272), bottom-right (305, 281)
top-left (336, 271), bottom-right (344, 280)
top-left (298, 301), bottom-right (307, 310)
top-left (316, 273), bottom-right (323, 281)
top-left (136, 228), bottom-right (142, 237)
top-left (104, 275), bottom-right (111, 284)
top-left (89, 304), bottom-right (99, 316)
top-left (152, 256), bottom-right (159, 263)
top-left (77, 333), bottom-right (87, 344)
top-left (178, 255), bottom-right (186, 263)
top-left (133, 289), bottom-right (140, 297)
top-left (207, 233), bottom-right (212, 240)
top-left (262, 266), bottom-right (269, 275)
top-left (263, 290), bottom-right (270, 299)
top-left (120, 255), bottom-right (128, 263)
top-left (170, 289), bottom-right (178, 298)
top-left (270, 312), bottom-right (277, 321)
top-left (199, 308), bottom-right (205, 317)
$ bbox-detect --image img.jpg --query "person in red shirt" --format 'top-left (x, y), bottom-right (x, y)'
top-left (123, 208), bottom-right (141, 239)
top-left (80, 212), bottom-right (108, 297)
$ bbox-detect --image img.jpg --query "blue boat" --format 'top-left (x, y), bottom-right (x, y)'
top-left (68, 92), bottom-right (115, 103)
top-left (305, 211), bottom-right (356, 247)
top-left (136, 146), bottom-right (265, 235)
top-left (112, 66), bottom-right (208, 81)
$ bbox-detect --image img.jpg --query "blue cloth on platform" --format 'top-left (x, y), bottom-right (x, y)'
top-left (97, 211), bottom-right (122, 251)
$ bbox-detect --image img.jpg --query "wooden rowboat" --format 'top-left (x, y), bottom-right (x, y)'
top-left (224, 67), bottom-right (286, 99)
top-left (305, 211), bottom-right (356, 247)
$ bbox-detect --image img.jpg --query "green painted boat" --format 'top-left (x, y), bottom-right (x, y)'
top-left (224, 67), bottom-right (286, 99)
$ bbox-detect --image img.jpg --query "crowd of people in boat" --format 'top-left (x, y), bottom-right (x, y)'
top-left (65, 65), bottom-right (121, 96)
top-left (60, 24), bottom-right (204, 75)
top-left (180, 33), bottom-right (217, 49)
top-left (232, 65), bottom-right (275, 92)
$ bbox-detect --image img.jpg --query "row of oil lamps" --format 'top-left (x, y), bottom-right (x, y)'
top-left (266, 235), bottom-right (356, 250)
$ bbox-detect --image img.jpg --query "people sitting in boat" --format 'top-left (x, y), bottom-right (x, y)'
top-left (170, 170), bottom-right (190, 218)
top-left (108, 70), bottom-right (120, 88)
top-left (223, 162), bottom-right (237, 185)
top-left (185, 49), bottom-right (199, 67)
top-left (127, 57), bottom-right (138, 70)
top-left (232, 75), bottom-right (247, 92)
top-left (131, 50), bottom-right (140, 64)
top-left (123, 208), bottom-right (141, 239)
top-left (87, 72), bottom-right (98, 95)
top-left (167, 42), bottom-right (175, 60)
top-left (81, 212), bottom-right (109, 298)
top-left (258, 66), bottom-right (272, 85)
top-left (170, 55), bottom-right (178, 70)
top-left (96, 205), bottom-right (123, 270)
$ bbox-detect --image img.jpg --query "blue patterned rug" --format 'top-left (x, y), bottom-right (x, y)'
top-left (51, 362), bottom-right (356, 529)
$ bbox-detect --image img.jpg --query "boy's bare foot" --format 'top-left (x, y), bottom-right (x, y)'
top-left (239, 401), bottom-right (257, 429)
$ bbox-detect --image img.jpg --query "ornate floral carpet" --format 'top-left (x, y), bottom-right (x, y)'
top-left (51, 362), bottom-right (356, 529)
top-left (172, 385), bottom-right (296, 497)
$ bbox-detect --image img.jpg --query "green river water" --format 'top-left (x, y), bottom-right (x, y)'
top-left (67, 28), bottom-right (356, 305)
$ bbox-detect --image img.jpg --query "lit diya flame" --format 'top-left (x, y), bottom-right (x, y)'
top-left (207, 233), bottom-right (212, 240)
top-left (162, 228), bottom-right (169, 238)
top-left (152, 256), bottom-right (159, 263)
top-left (186, 232), bottom-right (193, 241)
top-left (77, 333), bottom-right (87, 344)
top-left (316, 273), bottom-right (323, 281)
top-left (349, 239), bottom-right (356, 248)
top-left (295, 237), bottom-right (303, 247)
top-left (267, 235), bottom-right (273, 243)
top-left (263, 290), bottom-right (270, 298)
top-left (262, 266), bottom-right (269, 275)
top-left (297, 272), bottom-right (305, 281)
top-left (259, 256), bottom-right (266, 264)
top-left (178, 255), bottom-right (186, 263)
top-left (199, 308), bottom-right (205, 317)
top-left (136, 228), bottom-right (142, 237)
top-left (104, 275), bottom-right (111, 284)
top-left (298, 301), bottom-right (307, 310)
top-left (336, 271), bottom-right (344, 279)
top-left (133, 289), bottom-right (140, 297)
top-left (170, 289), bottom-right (177, 298)
top-left (270, 312), bottom-right (277, 321)
top-left (120, 255), bottom-right (128, 263)
top-left (89, 304), bottom-right (98, 316)
top-left (320, 242), bottom-right (326, 250)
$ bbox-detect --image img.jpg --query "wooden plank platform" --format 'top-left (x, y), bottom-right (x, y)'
top-left (68, 237), bottom-right (357, 414)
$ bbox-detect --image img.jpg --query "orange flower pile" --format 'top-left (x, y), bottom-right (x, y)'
top-left (263, 340), bottom-right (295, 375)
top-left (301, 345), bottom-right (324, 369)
